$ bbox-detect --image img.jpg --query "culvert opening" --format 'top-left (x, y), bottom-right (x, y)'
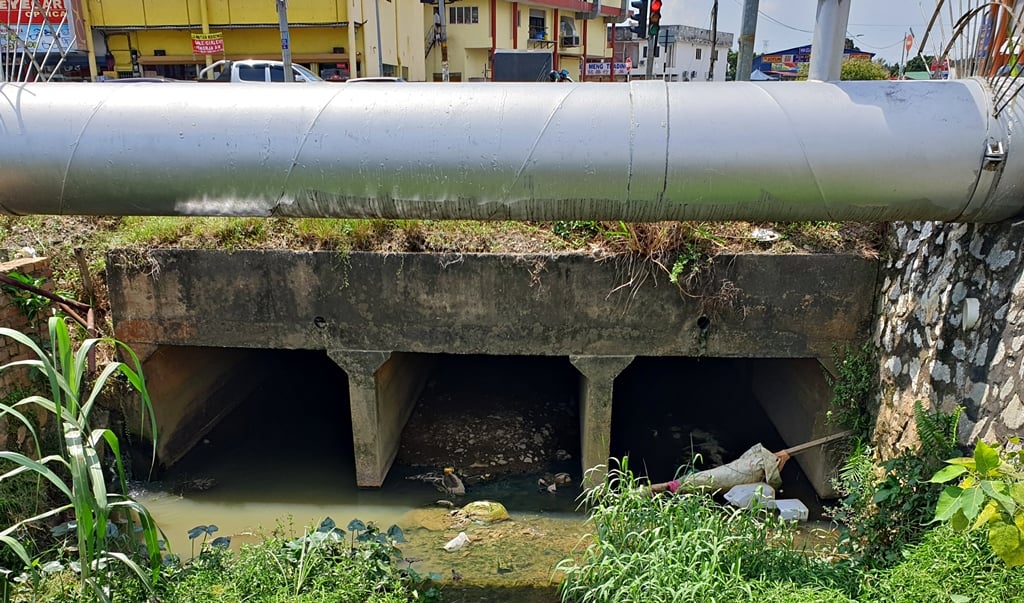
top-left (611, 357), bottom-right (830, 512)
top-left (395, 354), bottom-right (581, 506)
top-left (162, 348), bottom-right (355, 501)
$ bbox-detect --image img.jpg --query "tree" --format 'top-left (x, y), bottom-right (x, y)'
top-left (726, 50), bottom-right (738, 81)
top-left (905, 55), bottom-right (935, 73)
top-left (841, 58), bottom-right (890, 80)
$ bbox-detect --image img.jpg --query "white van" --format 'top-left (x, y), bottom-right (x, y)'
top-left (198, 59), bottom-right (323, 83)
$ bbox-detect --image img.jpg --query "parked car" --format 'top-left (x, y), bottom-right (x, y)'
top-left (320, 68), bottom-right (350, 82)
top-left (198, 59), bottom-right (322, 83)
top-left (98, 76), bottom-right (188, 83)
top-left (345, 76), bottom-right (406, 83)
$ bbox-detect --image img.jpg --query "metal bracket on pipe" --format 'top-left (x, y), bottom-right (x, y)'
top-left (984, 140), bottom-right (1006, 169)
top-left (960, 139), bottom-right (1007, 221)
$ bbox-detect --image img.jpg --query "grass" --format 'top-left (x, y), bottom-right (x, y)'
top-left (555, 457), bottom-right (1024, 603)
top-left (556, 459), bottom-right (857, 603)
top-left (0, 216), bottom-right (882, 329)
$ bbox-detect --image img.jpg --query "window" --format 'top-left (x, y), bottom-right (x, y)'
top-left (450, 6), bottom-right (479, 25)
top-left (529, 9), bottom-right (546, 39)
top-left (238, 65), bottom-right (265, 81)
top-left (696, 48), bottom-right (702, 60)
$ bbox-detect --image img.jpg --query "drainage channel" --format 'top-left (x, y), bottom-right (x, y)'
top-left (132, 349), bottom-right (834, 600)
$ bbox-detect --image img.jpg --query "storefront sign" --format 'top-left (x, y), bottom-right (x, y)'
top-left (192, 32), bottom-right (224, 55)
top-left (0, 0), bottom-right (81, 52)
top-left (585, 61), bottom-right (630, 76)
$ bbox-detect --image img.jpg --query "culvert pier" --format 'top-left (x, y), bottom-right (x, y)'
top-left (107, 249), bottom-right (875, 495)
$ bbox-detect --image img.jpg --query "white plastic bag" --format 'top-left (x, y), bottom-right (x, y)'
top-left (723, 483), bottom-right (775, 509)
top-left (443, 531), bottom-right (470, 552)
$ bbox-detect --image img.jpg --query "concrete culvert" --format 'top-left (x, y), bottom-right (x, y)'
top-left (396, 354), bottom-right (581, 481)
top-left (611, 357), bottom-right (838, 510)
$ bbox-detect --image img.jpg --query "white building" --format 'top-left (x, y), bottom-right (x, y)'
top-left (630, 25), bottom-right (734, 81)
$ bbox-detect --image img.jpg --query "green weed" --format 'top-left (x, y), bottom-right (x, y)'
top-left (828, 401), bottom-right (961, 570)
top-left (0, 316), bottom-right (162, 601)
top-left (557, 458), bottom-right (854, 603)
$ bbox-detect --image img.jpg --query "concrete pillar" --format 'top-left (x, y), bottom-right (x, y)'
top-left (570, 355), bottom-right (634, 486)
top-left (751, 358), bottom-right (839, 497)
top-left (328, 350), bottom-right (436, 487)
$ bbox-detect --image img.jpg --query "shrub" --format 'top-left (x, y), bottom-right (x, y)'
top-left (828, 401), bottom-right (961, 570)
top-left (556, 458), bottom-right (857, 603)
top-left (929, 438), bottom-right (1024, 567)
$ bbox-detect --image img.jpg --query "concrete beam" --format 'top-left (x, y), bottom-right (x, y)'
top-left (751, 358), bottom-right (839, 497)
top-left (570, 355), bottom-right (635, 486)
top-left (328, 350), bottom-right (435, 487)
top-left (107, 251), bottom-right (877, 360)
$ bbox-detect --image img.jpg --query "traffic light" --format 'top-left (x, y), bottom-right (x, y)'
top-left (648, 0), bottom-right (663, 38)
top-left (630, 0), bottom-right (648, 38)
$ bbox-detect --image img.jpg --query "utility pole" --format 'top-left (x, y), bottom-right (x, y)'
top-left (276, 0), bottom-right (293, 81)
top-left (808, 0), bottom-right (851, 81)
top-left (645, 0), bottom-right (662, 78)
top-left (736, 0), bottom-right (759, 81)
top-left (374, 0), bottom-right (384, 75)
top-left (708, 0), bottom-right (718, 81)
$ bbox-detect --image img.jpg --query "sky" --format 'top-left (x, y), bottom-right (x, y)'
top-left (663, 1), bottom-right (943, 66)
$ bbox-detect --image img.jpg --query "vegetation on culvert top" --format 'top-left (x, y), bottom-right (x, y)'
top-left (0, 215), bottom-right (884, 337)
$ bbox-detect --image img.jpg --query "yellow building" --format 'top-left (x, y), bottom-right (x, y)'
top-left (81, 0), bottom-right (622, 82)
top-left (423, 1), bottom-right (623, 82)
top-left (85, 0), bottom-right (426, 80)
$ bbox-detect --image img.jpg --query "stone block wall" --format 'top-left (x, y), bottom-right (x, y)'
top-left (874, 221), bottom-right (1024, 457)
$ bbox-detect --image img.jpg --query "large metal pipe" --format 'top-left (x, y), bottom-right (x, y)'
top-left (0, 79), bottom-right (1021, 222)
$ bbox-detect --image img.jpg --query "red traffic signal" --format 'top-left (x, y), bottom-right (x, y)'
top-left (648, 0), bottom-right (663, 37)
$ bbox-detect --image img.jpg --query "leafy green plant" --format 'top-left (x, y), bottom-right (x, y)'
top-left (553, 220), bottom-right (600, 245)
top-left (0, 316), bottom-right (162, 601)
top-left (825, 342), bottom-right (876, 440)
top-left (929, 438), bottom-right (1024, 567)
top-left (829, 401), bottom-right (961, 570)
top-left (1, 271), bottom-right (51, 324)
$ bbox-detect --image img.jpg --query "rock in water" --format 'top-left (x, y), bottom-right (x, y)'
top-left (460, 500), bottom-right (510, 523)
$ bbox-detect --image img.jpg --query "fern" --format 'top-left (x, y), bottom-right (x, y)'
top-left (837, 440), bottom-right (874, 496)
top-left (913, 400), bottom-right (962, 464)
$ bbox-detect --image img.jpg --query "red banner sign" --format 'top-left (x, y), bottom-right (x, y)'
top-left (191, 32), bottom-right (223, 55)
top-left (0, 0), bottom-right (67, 26)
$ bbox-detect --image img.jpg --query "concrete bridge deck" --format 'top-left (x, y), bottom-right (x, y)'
top-left (106, 250), bottom-right (877, 495)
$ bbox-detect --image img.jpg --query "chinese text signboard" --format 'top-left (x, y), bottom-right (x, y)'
top-left (191, 32), bottom-right (224, 55)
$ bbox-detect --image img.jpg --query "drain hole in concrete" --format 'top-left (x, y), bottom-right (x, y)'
top-left (697, 316), bottom-right (711, 330)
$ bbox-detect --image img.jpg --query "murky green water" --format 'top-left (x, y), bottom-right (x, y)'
top-left (131, 365), bottom-right (588, 603)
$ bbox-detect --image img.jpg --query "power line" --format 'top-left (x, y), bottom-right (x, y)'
top-left (728, 0), bottom-right (813, 34)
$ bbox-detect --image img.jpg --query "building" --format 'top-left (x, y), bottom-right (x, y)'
top-left (754, 42), bottom-right (874, 80)
top-left (610, 24), bottom-right (733, 82)
top-left (3, 1), bottom-right (622, 83)
top-left (83, 0), bottom-right (425, 81)
top-left (424, 1), bottom-right (622, 82)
